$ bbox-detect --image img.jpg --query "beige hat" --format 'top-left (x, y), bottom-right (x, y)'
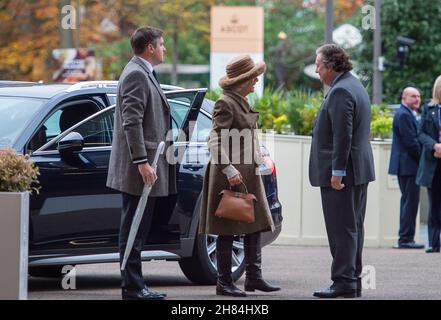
top-left (219, 55), bottom-right (266, 89)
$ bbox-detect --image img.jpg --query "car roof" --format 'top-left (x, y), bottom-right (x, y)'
top-left (0, 84), bottom-right (70, 99)
top-left (0, 82), bottom-right (186, 99)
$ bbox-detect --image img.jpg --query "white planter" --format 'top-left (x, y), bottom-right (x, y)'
top-left (0, 192), bottom-right (29, 300)
top-left (260, 133), bottom-right (413, 248)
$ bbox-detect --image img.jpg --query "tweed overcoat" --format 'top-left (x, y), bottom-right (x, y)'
top-left (199, 90), bottom-right (275, 235)
top-left (106, 56), bottom-right (177, 197)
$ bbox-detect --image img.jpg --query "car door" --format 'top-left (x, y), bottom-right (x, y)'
top-left (29, 107), bottom-right (117, 254)
top-left (29, 89), bottom-right (206, 255)
top-left (144, 89), bottom-right (206, 247)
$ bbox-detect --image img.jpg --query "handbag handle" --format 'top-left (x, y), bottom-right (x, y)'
top-left (229, 181), bottom-right (248, 194)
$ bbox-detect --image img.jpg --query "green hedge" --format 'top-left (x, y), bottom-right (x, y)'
top-left (206, 89), bottom-right (393, 138)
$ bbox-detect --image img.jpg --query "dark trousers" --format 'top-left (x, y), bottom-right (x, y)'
top-left (397, 175), bottom-right (420, 244)
top-left (320, 184), bottom-right (368, 289)
top-left (119, 192), bottom-right (156, 290)
top-left (428, 164), bottom-right (441, 249)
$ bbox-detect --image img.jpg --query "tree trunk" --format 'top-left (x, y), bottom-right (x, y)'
top-left (171, 29), bottom-right (178, 85)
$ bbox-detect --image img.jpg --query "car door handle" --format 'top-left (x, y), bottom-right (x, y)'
top-left (182, 164), bottom-right (203, 171)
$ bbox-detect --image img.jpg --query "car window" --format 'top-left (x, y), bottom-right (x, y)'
top-left (107, 94), bottom-right (116, 105)
top-left (0, 97), bottom-right (45, 148)
top-left (167, 92), bottom-right (198, 141)
top-left (44, 110), bottom-right (62, 139)
top-left (36, 107), bottom-right (114, 152)
top-left (191, 113), bottom-right (212, 142)
top-left (28, 100), bottom-right (101, 152)
top-left (71, 110), bottom-right (114, 148)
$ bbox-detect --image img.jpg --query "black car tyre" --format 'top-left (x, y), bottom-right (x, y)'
top-left (29, 265), bottom-right (64, 278)
top-left (179, 234), bottom-right (246, 285)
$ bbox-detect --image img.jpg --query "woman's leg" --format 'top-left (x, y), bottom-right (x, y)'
top-left (428, 164), bottom-right (441, 250)
top-left (244, 232), bottom-right (281, 292)
top-left (216, 235), bottom-right (247, 297)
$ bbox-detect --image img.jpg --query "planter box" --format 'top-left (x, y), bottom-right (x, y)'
top-left (260, 134), bottom-right (418, 248)
top-left (0, 192), bottom-right (29, 300)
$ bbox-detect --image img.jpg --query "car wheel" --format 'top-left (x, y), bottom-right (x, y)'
top-left (29, 266), bottom-right (64, 278)
top-left (179, 234), bottom-right (246, 285)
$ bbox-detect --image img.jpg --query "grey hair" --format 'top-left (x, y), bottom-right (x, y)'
top-left (231, 79), bottom-right (254, 93)
top-left (316, 44), bottom-right (353, 72)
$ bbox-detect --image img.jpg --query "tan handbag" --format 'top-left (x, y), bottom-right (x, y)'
top-left (215, 182), bottom-right (257, 223)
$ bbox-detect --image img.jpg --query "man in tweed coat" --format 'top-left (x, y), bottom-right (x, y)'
top-left (107, 26), bottom-right (176, 300)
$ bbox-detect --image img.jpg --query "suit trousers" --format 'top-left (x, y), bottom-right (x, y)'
top-left (428, 163), bottom-right (441, 249)
top-left (119, 192), bottom-right (156, 290)
top-left (320, 184), bottom-right (368, 289)
top-left (397, 175), bottom-right (420, 244)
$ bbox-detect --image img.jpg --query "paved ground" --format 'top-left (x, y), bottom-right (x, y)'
top-left (29, 232), bottom-right (441, 300)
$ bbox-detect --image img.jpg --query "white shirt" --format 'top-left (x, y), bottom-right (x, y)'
top-left (138, 56), bottom-right (154, 73)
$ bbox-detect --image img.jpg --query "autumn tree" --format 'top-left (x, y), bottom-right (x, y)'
top-left (134, 0), bottom-right (215, 85)
top-left (0, 0), bottom-right (113, 81)
top-left (0, 0), bottom-right (60, 81)
top-left (303, 0), bottom-right (364, 22)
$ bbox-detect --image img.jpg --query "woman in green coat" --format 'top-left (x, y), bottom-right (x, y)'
top-left (199, 55), bottom-right (279, 297)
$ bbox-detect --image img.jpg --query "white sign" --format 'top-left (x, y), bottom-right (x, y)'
top-left (211, 6), bottom-right (264, 96)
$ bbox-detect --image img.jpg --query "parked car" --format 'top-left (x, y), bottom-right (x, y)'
top-left (0, 81), bottom-right (282, 284)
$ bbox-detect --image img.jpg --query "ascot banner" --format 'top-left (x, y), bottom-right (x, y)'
top-left (210, 6), bottom-right (264, 96)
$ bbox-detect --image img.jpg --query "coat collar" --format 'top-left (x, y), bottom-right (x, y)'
top-left (131, 56), bottom-right (169, 109)
top-left (222, 89), bottom-right (259, 114)
top-left (400, 103), bottom-right (417, 118)
top-left (324, 72), bottom-right (351, 99)
top-left (426, 103), bottom-right (440, 129)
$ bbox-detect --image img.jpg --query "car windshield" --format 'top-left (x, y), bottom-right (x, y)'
top-left (0, 96), bottom-right (45, 147)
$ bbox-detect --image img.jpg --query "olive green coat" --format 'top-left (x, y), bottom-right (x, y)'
top-left (199, 90), bottom-right (275, 235)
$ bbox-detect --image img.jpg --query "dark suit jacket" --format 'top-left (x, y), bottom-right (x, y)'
top-left (107, 56), bottom-right (177, 196)
top-left (388, 104), bottom-right (421, 176)
top-left (416, 103), bottom-right (440, 187)
top-left (309, 72), bottom-right (375, 187)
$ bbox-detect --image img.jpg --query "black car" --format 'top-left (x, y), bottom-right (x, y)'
top-left (0, 81), bottom-right (282, 284)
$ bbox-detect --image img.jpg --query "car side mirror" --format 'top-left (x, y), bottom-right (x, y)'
top-left (57, 132), bottom-right (84, 157)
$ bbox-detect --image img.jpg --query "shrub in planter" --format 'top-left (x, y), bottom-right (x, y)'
top-left (0, 147), bottom-right (40, 193)
top-left (251, 88), bottom-right (290, 133)
top-left (0, 148), bottom-right (40, 299)
top-left (370, 104), bottom-right (393, 140)
top-left (285, 89), bottom-right (322, 136)
top-left (371, 116), bottom-right (393, 140)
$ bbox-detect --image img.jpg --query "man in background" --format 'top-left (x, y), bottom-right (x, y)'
top-left (389, 87), bottom-right (424, 249)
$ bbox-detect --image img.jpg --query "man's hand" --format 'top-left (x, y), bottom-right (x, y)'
top-left (228, 173), bottom-right (243, 187)
top-left (434, 143), bottom-right (441, 154)
top-left (331, 175), bottom-right (345, 190)
top-left (138, 163), bottom-right (157, 186)
top-left (434, 151), bottom-right (441, 159)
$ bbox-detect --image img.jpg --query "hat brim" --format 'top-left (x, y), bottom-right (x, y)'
top-left (219, 61), bottom-right (266, 89)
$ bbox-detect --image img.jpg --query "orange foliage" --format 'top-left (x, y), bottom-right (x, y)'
top-left (0, 0), bottom-right (111, 82)
top-left (304, 0), bottom-right (364, 22)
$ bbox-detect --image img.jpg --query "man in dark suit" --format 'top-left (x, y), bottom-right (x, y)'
top-left (388, 87), bottom-right (424, 249)
top-left (107, 26), bottom-right (177, 300)
top-left (309, 44), bottom-right (375, 298)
